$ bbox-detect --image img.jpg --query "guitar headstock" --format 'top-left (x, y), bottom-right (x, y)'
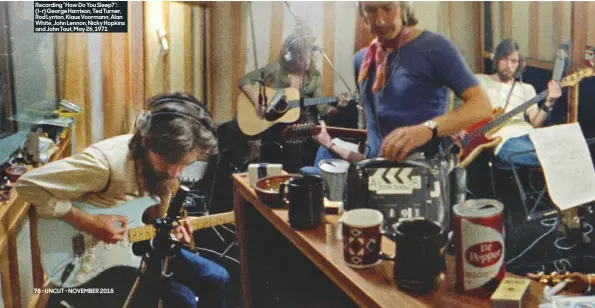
top-left (528, 271), bottom-right (576, 285)
top-left (281, 123), bottom-right (321, 138)
top-left (560, 67), bottom-right (594, 87)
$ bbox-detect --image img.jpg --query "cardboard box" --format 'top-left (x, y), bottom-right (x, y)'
top-left (248, 163), bottom-right (283, 187)
top-left (490, 277), bottom-right (530, 308)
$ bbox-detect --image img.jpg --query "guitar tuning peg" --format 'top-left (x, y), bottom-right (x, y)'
top-left (540, 278), bottom-right (549, 284)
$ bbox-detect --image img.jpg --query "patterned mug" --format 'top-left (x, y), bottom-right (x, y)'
top-left (340, 208), bottom-right (384, 268)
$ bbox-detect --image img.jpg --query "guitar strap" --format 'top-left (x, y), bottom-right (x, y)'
top-left (501, 80), bottom-right (517, 115)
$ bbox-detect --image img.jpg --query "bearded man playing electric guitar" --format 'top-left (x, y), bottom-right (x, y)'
top-left (456, 39), bottom-right (562, 167)
top-left (16, 93), bottom-right (230, 308)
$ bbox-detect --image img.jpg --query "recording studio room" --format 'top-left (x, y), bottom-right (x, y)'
top-left (1, 1), bottom-right (595, 308)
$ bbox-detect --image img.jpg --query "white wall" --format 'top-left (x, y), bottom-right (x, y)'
top-left (244, 1), bottom-right (358, 97)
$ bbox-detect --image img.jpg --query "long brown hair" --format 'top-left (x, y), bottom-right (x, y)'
top-left (129, 93), bottom-right (218, 164)
top-left (277, 28), bottom-right (318, 76)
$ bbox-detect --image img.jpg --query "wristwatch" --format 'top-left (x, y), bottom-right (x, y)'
top-left (423, 120), bottom-right (438, 139)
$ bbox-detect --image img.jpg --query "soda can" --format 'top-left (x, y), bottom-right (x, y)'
top-left (453, 199), bottom-right (505, 293)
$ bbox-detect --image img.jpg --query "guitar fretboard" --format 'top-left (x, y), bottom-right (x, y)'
top-left (479, 90), bottom-right (549, 134)
top-left (127, 212), bottom-right (235, 243)
top-left (287, 97), bottom-right (337, 109)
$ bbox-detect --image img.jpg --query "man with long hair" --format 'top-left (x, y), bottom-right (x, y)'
top-left (238, 28), bottom-right (348, 171)
top-left (17, 93), bottom-right (229, 308)
top-left (469, 38), bottom-right (561, 167)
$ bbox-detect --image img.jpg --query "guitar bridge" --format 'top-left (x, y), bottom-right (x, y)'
top-left (72, 234), bottom-right (85, 257)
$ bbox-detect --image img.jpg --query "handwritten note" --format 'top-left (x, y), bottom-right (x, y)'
top-left (529, 123), bottom-right (595, 210)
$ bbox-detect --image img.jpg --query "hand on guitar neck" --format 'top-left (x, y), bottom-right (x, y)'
top-left (527, 271), bottom-right (594, 294)
top-left (282, 122), bottom-right (367, 162)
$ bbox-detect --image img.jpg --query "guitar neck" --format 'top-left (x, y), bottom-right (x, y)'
top-left (287, 96), bottom-right (336, 109)
top-left (480, 90), bottom-right (549, 133)
top-left (127, 212), bottom-right (235, 243)
top-left (326, 126), bottom-right (366, 140)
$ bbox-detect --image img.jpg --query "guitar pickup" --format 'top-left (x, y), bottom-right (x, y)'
top-left (72, 234), bottom-right (85, 257)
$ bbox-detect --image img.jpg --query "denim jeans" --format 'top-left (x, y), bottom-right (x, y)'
top-left (47, 249), bottom-right (229, 308)
top-left (299, 146), bottom-right (339, 176)
top-left (495, 134), bottom-right (540, 168)
top-left (166, 248), bottom-right (230, 308)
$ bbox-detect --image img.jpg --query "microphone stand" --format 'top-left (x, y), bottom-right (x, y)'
top-left (283, 1), bottom-right (354, 95)
top-left (249, 2), bottom-right (267, 111)
top-left (282, 1), bottom-right (363, 129)
top-left (123, 186), bottom-right (191, 308)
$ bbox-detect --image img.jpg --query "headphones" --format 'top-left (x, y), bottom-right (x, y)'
top-left (283, 31), bottom-right (315, 64)
top-left (491, 38), bottom-right (526, 78)
top-left (136, 93), bottom-right (217, 139)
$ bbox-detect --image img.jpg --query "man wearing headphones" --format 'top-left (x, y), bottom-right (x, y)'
top-left (309, 2), bottom-right (492, 165)
top-left (16, 93), bottom-right (230, 308)
top-left (238, 27), bottom-right (348, 171)
top-left (471, 38), bottom-right (562, 166)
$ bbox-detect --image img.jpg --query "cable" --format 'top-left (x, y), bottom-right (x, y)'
top-left (553, 222), bottom-right (592, 250)
top-left (194, 247), bottom-right (239, 264)
top-left (506, 218), bottom-right (559, 264)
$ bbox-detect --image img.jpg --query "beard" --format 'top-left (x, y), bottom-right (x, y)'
top-left (497, 70), bottom-right (515, 83)
top-left (138, 153), bottom-right (174, 197)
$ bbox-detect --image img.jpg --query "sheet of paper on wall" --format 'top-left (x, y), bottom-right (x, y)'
top-left (529, 123), bottom-right (595, 210)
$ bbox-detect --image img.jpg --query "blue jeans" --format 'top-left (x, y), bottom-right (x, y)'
top-left (47, 248), bottom-right (229, 308)
top-left (166, 248), bottom-right (230, 308)
top-left (495, 135), bottom-right (540, 168)
top-left (299, 146), bottom-right (339, 176)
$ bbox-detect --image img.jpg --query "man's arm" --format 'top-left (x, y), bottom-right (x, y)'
top-left (434, 84), bottom-right (492, 136)
top-left (526, 81), bottom-right (562, 127)
top-left (380, 85), bottom-right (492, 161)
top-left (15, 148), bottom-right (127, 243)
top-left (313, 121), bottom-right (365, 163)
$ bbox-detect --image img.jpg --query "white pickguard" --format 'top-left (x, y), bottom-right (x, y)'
top-left (37, 196), bottom-right (159, 288)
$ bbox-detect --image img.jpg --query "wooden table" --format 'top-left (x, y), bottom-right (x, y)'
top-left (233, 173), bottom-right (547, 308)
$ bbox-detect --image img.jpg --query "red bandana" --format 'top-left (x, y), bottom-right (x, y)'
top-left (357, 27), bottom-right (413, 92)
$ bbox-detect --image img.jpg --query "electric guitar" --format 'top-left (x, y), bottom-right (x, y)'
top-left (281, 122), bottom-right (367, 140)
top-left (456, 68), bottom-right (594, 168)
top-left (38, 196), bottom-right (235, 288)
top-left (527, 271), bottom-right (592, 294)
top-left (236, 85), bottom-right (358, 136)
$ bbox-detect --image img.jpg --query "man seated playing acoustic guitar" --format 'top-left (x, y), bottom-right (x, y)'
top-left (16, 93), bottom-right (229, 308)
top-left (455, 38), bottom-right (562, 167)
top-left (239, 27), bottom-right (349, 171)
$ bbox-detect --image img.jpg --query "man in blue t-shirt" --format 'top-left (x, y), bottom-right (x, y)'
top-left (306, 2), bottom-right (492, 168)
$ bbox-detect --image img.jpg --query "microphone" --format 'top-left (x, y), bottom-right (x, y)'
top-left (552, 47), bottom-right (567, 82)
top-left (166, 185), bottom-right (189, 219)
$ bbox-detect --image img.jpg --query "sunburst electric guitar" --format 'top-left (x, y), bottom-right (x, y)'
top-left (236, 85), bottom-right (358, 136)
top-left (456, 68), bottom-right (594, 168)
top-left (38, 196), bottom-right (235, 288)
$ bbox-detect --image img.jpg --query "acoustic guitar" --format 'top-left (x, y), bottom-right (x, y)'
top-left (236, 85), bottom-right (358, 136)
top-left (38, 196), bottom-right (235, 287)
top-left (455, 68), bottom-right (594, 168)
